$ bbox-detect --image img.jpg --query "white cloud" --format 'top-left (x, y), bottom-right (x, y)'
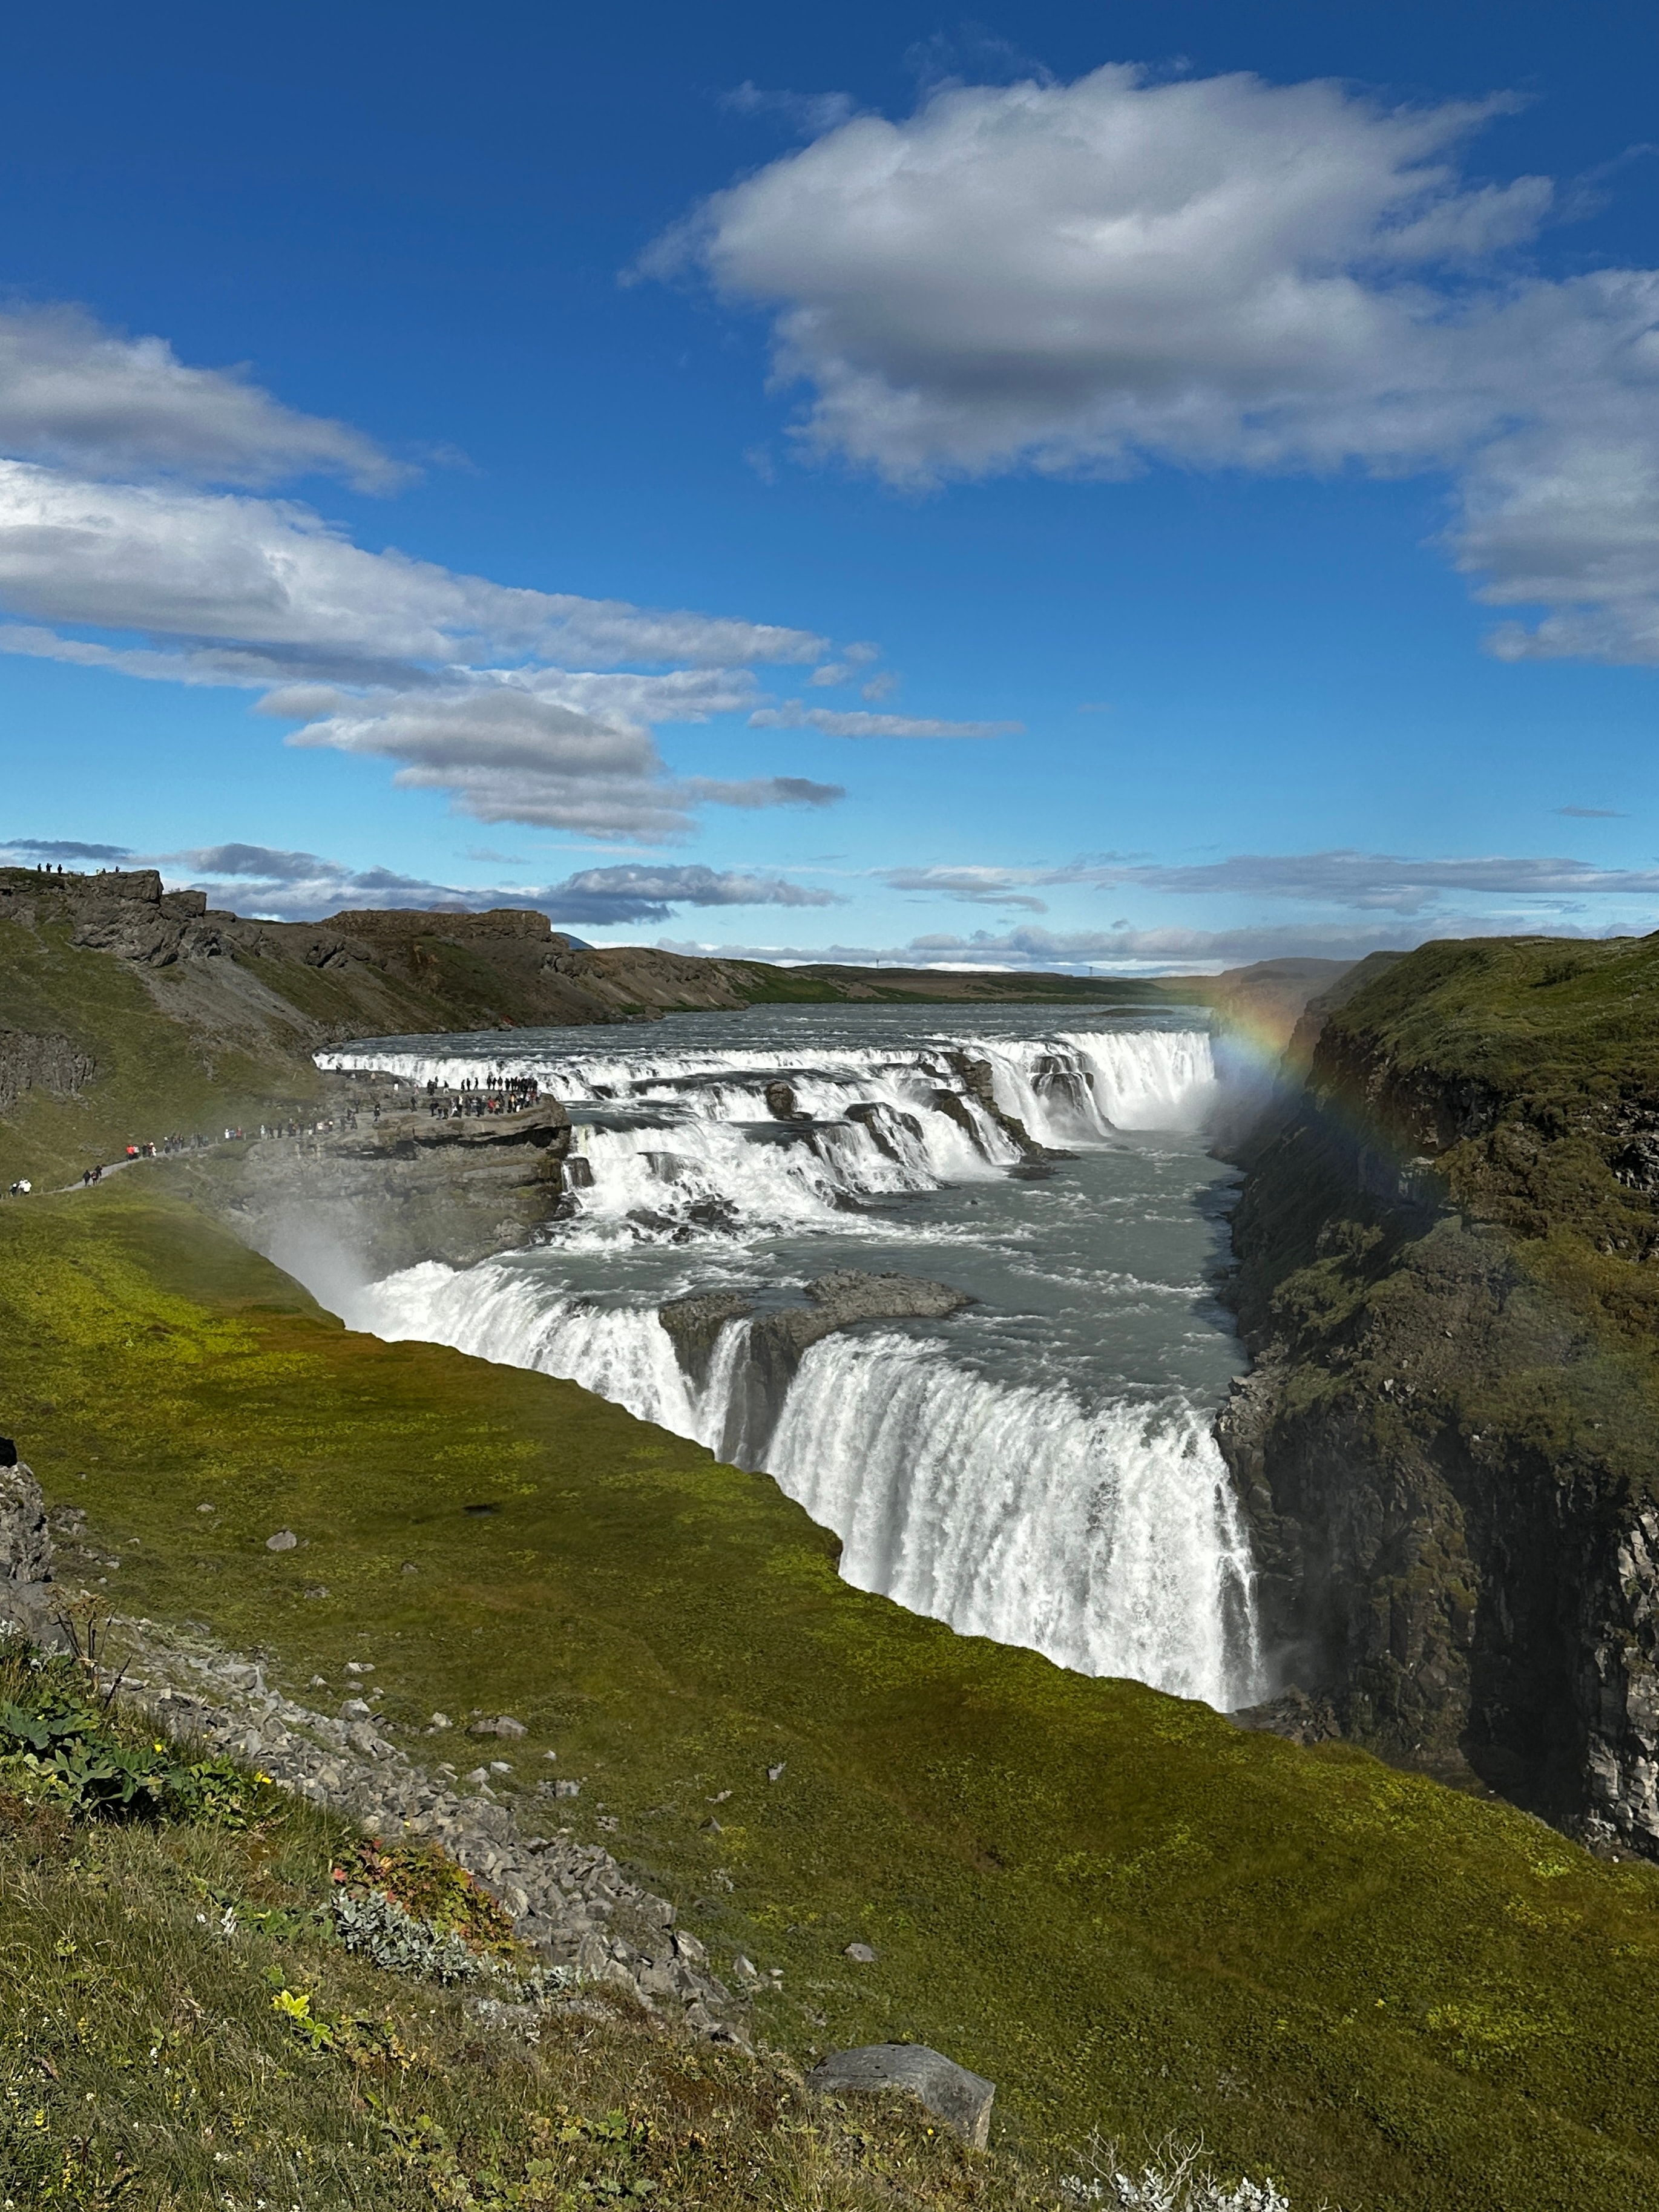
top-left (659, 914), bottom-right (1652, 974)
top-left (0, 303), bottom-right (924, 836)
top-left (0, 461), bottom-right (826, 679)
top-left (0, 302), bottom-right (405, 490)
top-left (165, 841), bottom-right (841, 925)
top-left (750, 699), bottom-right (1020, 737)
top-left (646, 63), bottom-right (1659, 660)
top-left (723, 82), bottom-right (858, 139)
top-left (882, 864), bottom-right (1051, 910)
top-left (882, 849), bottom-right (1659, 916)
top-left (269, 675), bottom-right (843, 838)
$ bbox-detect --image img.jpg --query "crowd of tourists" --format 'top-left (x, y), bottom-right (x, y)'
top-left (423, 1073), bottom-right (542, 1118)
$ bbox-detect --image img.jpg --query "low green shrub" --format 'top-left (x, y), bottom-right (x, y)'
top-left (0, 1643), bottom-right (268, 1827)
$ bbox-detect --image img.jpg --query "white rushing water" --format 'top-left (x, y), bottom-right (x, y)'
top-left (320, 1006), bottom-right (1268, 1710)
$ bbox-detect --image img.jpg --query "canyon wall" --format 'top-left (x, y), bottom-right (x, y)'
top-left (1220, 937), bottom-right (1659, 1853)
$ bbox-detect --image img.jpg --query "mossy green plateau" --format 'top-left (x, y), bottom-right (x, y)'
top-left (5, 1186), bottom-right (1659, 2208)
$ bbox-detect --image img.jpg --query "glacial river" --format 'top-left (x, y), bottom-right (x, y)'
top-left (315, 1003), bottom-right (1267, 1711)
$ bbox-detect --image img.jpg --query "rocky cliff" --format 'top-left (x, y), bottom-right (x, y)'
top-left (1220, 933), bottom-right (1659, 1854)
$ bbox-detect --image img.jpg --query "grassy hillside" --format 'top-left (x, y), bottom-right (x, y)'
top-left (0, 1659), bottom-right (1046, 2212)
top-left (6, 1184), bottom-right (1659, 2208)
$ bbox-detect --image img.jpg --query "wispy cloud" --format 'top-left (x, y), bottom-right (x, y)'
top-left (881, 849), bottom-right (1659, 917)
top-left (0, 301), bottom-right (997, 839)
top-left (162, 842), bottom-right (843, 926)
top-left (660, 914), bottom-right (1646, 975)
top-left (750, 701), bottom-right (1020, 738)
top-left (1, 835), bottom-right (134, 863)
top-left (0, 302), bottom-right (406, 490)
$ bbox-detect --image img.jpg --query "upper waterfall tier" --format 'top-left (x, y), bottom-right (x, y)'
top-left (318, 1019), bottom-right (1228, 1249)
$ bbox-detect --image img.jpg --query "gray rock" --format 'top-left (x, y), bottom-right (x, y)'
top-left (265, 1529), bottom-right (298, 1552)
top-left (1229, 1684), bottom-right (1342, 1746)
top-left (658, 1291), bottom-right (757, 1387)
top-left (808, 2044), bottom-right (995, 2150)
top-left (843, 1941), bottom-right (878, 1963)
top-left (0, 1462), bottom-right (52, 1584)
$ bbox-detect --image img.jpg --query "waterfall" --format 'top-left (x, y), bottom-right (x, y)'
top-left (344, 1259), bottom-right (1266, 1712)
top-left (318, 1027), bottom-right (1229, 1246)
top-left (766, 1334), bottom-right (1258, 1702)
top-left (318, 1017), bottom-right (1266, 1713)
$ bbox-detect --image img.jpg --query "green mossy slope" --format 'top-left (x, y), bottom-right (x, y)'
top-left (6, 1188), bottom-right (1659, 2208)
top-left (1, 1758), bottom-right (1041, 2210)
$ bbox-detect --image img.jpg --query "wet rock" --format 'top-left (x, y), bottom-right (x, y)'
top-left (764, 1081), bottom-right (810, 1121)
top-left (658, 1291), bottom-right (757, 1388)
top-left (808, 2044), bottom-right (996, 2150)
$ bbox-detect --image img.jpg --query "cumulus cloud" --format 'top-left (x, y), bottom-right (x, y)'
top-left (750, 700), bottom-right (1020, 737)
top-left (164, 841), bottom-right (841, 926)
top-left (645, 62), bottom-right (1659, 660)
top-left (0, 302), bottom-right (406, 490)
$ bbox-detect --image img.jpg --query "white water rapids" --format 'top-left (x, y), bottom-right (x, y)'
top-left (316, 1008), bottom-right (1268, 1710)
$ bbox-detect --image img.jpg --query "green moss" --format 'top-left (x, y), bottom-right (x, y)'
top-left (6, 1189), bottom-right (1659, 2205)
top-left (0, 1781), bottom-right (1043, 2211)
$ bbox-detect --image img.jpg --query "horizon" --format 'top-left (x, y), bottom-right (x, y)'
top-left (3, 2), bottom-right (1658, 974)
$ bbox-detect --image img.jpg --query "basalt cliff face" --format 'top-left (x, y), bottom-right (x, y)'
top-left (1220, 938), bottom-right (1659, 1855)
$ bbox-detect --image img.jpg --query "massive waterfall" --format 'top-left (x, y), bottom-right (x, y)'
top-left (321, 1012), bottom-right (1267, 1711)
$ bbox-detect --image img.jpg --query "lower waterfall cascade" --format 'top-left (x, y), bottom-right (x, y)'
top-left (316, 1005), bottom-right (1270, 1712)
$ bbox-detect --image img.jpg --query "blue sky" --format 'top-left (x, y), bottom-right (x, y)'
top-left (3, 0), bottom-right (1659, 970)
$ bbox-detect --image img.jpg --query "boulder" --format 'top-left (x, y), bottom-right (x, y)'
top-left (0, 1461), bottom-right (52, 1584)
top-left (807, 2043), bottom-right (995, 2149)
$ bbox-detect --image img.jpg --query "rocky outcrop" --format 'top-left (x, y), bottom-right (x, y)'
top-left (0, 1029), bottom-right (96, 1114)
top-left (0, 1459), bottom-right (67, 1649)
top-left (109, 1618), bottom-right (747, 2043)
top-left (188, 1097), bottom-right (576, 1276)
top-left (941, 1053), bottom-right (1076, 1172)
